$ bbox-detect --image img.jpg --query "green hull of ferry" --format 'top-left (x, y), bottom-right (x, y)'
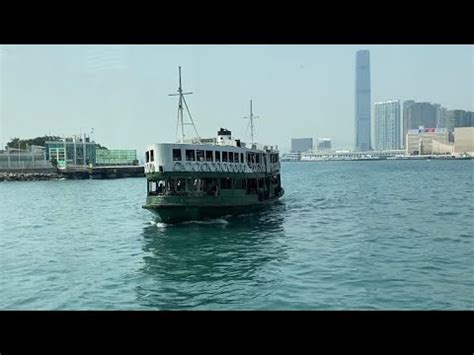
top-left (143, 172), bottom-right (284, 224)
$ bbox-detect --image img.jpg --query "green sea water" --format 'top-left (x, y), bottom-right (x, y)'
top-left (1, 160), bottom-right (473, 309)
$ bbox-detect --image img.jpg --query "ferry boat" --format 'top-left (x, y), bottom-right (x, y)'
top-left (142, 67), bottom-right (284, 223)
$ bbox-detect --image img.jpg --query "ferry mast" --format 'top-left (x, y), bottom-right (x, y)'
top-left (244, 99), bottom-right (259, 145)
top-left (169, 66), bottom-right (200, 143)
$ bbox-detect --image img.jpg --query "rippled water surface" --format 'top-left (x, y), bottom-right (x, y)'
top-left (1, 161), bottom-right (473, 309)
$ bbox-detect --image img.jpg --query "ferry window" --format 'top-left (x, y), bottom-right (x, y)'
top-left (146, 151), bottom-right (149, 163)
top-left (247, 178), bottom-right (257, 194)
top-left (197, 150), bottom-right (204, 162)
top-left (172, 149), bottom-right (182, 161)
top-left (234, 179), bottom-right (243, 189)
top-left (150, 150), bottom-right (154, 162)
top-left (240, 153), bottom-right (244, 163)
top-left (215, 151), bottom-right (221, 162)
top-left (256, 154), bottom-right (260, 164)
top-left (229, 152), bottom-right (234, 163)
top-left (275, 154), bottom-right (279, 162)
top-left (247, 153), bottom-right (251, 165)
top-left (220, 177), bottom-right (232, 189)
top-left (175, 178), bottom-right (186, 193)
top-left (205, 150), bottom-right (213, 162)
top-left (222, 151), bottom-right (228, 162)
top-left (234, 152), bottom-right (239, 163)
top-left (186, 150), bottom-right (196, 161)
top-left (157, 180), bottom-right (165, 194)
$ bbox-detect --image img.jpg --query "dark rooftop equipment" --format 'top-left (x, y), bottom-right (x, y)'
top-left (218, 128), bottom-right (232, 136)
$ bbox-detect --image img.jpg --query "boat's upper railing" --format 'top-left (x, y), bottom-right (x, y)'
top-left (178, 138), bottom-right (278, 152)
top-left (251, 143), bottom-right (279, 152)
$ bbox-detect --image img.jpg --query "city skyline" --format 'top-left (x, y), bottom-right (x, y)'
top-left (0, 45), bottom-right (472, 153)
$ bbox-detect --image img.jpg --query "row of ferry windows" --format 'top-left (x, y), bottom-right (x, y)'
top-left (172, 149), bottom-right (278, 163)
top-left (175, 149), bottom-right (243, 163)
top-left (146, 149), bottom-right (279, 164)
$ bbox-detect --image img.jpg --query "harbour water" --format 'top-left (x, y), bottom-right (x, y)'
top-left (1, 160), bottom-right (473, 310)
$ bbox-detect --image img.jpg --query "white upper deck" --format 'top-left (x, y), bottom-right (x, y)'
top-left (144, 129), bottom-right (280, 175)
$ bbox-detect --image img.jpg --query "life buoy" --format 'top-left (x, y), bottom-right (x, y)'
top-left (228, 164), bottom-right (234, 173)
top-left (174, 162), bottom-right (183, 172)
top-left (185, 162), bottom-right (192, 172)
top-left (210, 162), bottom-right (216, 172)
top-left (193, 162), bottom-right (200, 172)
top-left (201, 162), bottom-right (209, 172)
top-left (222, 163), bottom-right (228, 172)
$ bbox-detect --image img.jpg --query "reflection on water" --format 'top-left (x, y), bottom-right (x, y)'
top-left (136, 202), bottom-right (288, 309)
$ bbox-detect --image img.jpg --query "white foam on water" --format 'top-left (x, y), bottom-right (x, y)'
top-left (155, 222), bottom-right (170, 228)
top-left (182, 218), bottom-right (229, 225)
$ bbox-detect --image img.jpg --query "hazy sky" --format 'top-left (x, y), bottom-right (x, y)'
top-left (0, 45), bottom-right (472, 153)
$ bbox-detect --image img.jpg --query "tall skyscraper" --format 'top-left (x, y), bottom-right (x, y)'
top-left (374, 100), bottom-right (401, 150)
top-left (355, 50), bottom-right (371, 151)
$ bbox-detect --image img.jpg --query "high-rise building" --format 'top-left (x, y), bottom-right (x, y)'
top-left (355, 50), bottom-right (371, 151)
top-left (317, 138), bottom-right (332, 151)
top-left (403, 102), bottom-right (438, 147)
top-left (433, 104), bottom-right (447, 129)
top-left (374, 100), bottom-right (401, 150)
top-left (445, 109), bottom-right (474, 131)
top-left (402, 100), bottom-right (415, 148)
top-left (291, 138), bottom-right (313, 153)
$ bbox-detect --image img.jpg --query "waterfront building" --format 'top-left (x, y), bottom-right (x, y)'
top-left (355, 50), bottom-right (371, 151)
top-left (95, 149), bottom-right (138, 166)
top-left (454, 127), bottom-right (474, 155)
top-left (317, 138), bottom-right (332, 151)
top-left (45, 135), bottom-right (97, 168)
top-left (291, 138), bottom-right (313, 153)
top-left (0, 145), bottom-right (51, 170)
top-left (281, 152), bottom-right (302, 161)
top-left (405, 127), bottom-right (449, 155)
top-left (301, 149), bottom-right (405, 161)
top-left (374, 100), bottom-right (401, 150)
